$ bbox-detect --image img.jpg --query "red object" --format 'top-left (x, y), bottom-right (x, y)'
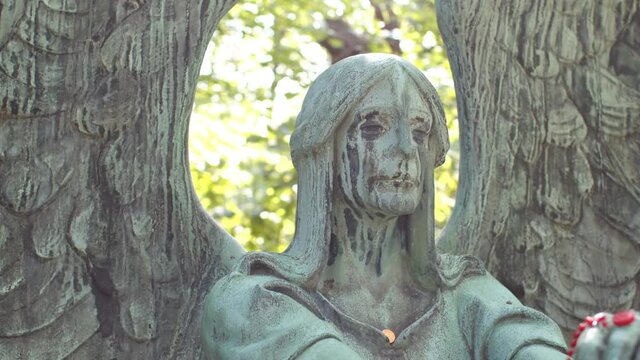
top-left (612, 310), bottom-right (636, 327)
top-left (570, 339), bottom-right (577, 347)
top-left (566, 312), bottom-right (630, 359)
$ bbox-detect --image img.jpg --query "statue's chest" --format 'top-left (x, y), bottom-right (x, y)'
top-left (321, 294), bottom-right (470, 360)
top-left (322, 282), bottom-right (433, 330)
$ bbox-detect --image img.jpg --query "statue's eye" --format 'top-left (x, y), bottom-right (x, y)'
top-left (412, 129), bottom-right (429, 143)
top-left (360, 122), bottom-right (386, 138)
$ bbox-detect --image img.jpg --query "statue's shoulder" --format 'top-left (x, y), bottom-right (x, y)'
top-left (438, 253), bottom-right (487, 288)
top-left (207, 271), bottom-right (290, 305)
top-left (206, 269), bottom-right (320, 312)
top-left (438, 254), bottom-right (526, 306)
top-left (202, 272), bottom-right (343, 360)
top-left (202, 271), bottom-right (317, 340)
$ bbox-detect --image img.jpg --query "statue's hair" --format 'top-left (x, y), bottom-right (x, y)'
top-left (238, 54), bottom-right (479, 290)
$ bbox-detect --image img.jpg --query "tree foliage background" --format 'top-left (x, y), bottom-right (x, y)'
top-left (189, 0), bottom-right (458, 252)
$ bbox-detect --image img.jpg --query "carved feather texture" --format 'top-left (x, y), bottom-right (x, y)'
top-left (438, 0), bottom-right (640, 333)
top-left (0, 0), bottom-right (243, 358)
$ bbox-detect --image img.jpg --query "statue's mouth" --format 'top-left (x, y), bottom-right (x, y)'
top-left (375, 174), bottom-right (418, 189)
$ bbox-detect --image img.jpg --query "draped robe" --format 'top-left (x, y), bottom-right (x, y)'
top-left (201, 255), bottom-right (567, 359)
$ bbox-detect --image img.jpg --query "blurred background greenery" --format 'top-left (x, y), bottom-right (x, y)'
top-left (189, 0), bottom-right (458, 252)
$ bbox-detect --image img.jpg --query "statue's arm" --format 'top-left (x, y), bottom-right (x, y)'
top-left (297, 338), bottom-right (363, 360)
top-left (456, 274), bottom-right (567, 360)
top-left (510, 344), bottom-right (566, 360)
top-left (201, 272), bottom-right (353, 360)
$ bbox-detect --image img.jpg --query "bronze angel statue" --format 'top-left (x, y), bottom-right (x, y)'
top-left (0, 0), bottom-right (638, 359)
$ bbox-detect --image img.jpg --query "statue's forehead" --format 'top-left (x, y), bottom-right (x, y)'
top-left (357, 75), bottom-right (428, 114)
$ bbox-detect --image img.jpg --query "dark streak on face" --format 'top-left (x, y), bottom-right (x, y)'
top-left (375, 246), bottom-right (383, 276)
top-left (344, 207), bottom-right (357, 253)
top-left (399, 216), bottom-right (409, 250)
top-left (365, 228), bottom-right (374, 265)
top-left (328, 233), bottom-right (339, 266)
top-left (344, 208), bottom-right (357, 239)
top-left (360, 112), bottom-right (379, 195)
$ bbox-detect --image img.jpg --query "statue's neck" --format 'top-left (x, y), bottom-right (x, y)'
top-left (326, 198), bottom-right (408, 280)
top-left (317, 194), bottom-right (434, 330)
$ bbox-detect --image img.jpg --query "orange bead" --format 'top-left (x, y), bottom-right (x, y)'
top-left (382, 329), bottom-right (396, 344)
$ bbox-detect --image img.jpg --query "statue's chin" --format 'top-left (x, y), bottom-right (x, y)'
top-left (369, 191), bottom-right (420, 216)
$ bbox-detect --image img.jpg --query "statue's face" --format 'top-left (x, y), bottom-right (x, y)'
top-left (336, 74), bottom-right (432, 216)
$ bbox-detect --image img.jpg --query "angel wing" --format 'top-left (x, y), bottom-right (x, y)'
top-left (0, 0), bottom-right (243, 358)
top-left (437, 0), bottom-right (640, 332)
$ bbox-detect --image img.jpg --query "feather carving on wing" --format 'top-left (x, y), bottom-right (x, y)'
top-left (0, 0), bottom-right (243, 358)
top-left (1, 2), bottom-right (97, 356)
top-left (438, 0), bottom-right (640, 333)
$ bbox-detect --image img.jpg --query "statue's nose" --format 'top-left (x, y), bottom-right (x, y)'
top-left (395, 123), bottom-right (415, 156)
